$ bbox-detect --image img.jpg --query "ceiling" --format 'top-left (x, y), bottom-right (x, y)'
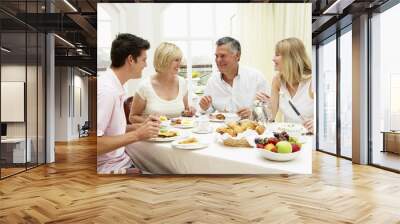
top-left (0, 0), bottom-right (97, 74)
top-left (1, 0), bottom-right (396, 74)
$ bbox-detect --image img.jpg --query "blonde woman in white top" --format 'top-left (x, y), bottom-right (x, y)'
top-left (257, 37), bottom-right (314, 132)
top-left (129, 42), bottom-right (195, 122)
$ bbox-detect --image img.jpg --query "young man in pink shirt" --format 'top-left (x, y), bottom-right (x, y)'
top-left (97, 34), bottom-right (160, 174)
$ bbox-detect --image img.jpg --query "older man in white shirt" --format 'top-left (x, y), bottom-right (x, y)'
top-left (199, 37), bottom-right (270, 118)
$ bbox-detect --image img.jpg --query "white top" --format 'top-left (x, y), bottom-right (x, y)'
top-left (279, 78), bottom-right (314, 123)
top-left (97, 68), bottom-right (132, 174)
top-left (136, 76), bottom-right (188, 118)
top-left (201, 65), bottom-right (270, 113)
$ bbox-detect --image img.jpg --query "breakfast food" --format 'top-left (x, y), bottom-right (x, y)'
top-left (159, 116), bottom-right (168, 122)
top-left (178, 137), bottom-right (199, 144)
top-left (170, 118), bottom-right (182, 126)
top-left (216, 119), bottom-right (265, 137)
top-left (215, 113), bottom-right (225, 120)
top-left (255, 131), bottom-right (301, 153)
top-left (171, 118), bottom-right (192, 127)
top-left (209, 113), bottom-right (226, 121)
top-left (223, 137), bottom-right (251, 147)
top-left (158, 129), bottom-right (178, 138)
top-left (181, 110), bottom-right (195, 117)
top-left (216, 120), bottom-right (265, 147)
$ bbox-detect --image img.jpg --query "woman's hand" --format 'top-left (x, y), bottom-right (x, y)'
top-left (303, 119), bottom-right (314, 134)
top-left (182, 106), bottom-right (196, 117)
top-left (256, 92), bottom-right (270, 103)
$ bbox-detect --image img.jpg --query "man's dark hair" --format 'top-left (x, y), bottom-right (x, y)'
top-left (110, 33), bottom-right (150, 68)
top-left (216, 37), bottom-right (241, 54)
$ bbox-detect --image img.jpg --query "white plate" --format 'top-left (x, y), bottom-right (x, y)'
top-left (192, 127), bottom-right (214, 134)
top-left (171, 139), bottom-right (208, 150)
top-left (256, 147), bottom-right (300, 161)
top-left (208, 113), bottom-right (226, 122)
top-left (209, 118), bottom-right (225, 123)
top-left (267, 122), bottom-right (307, 135)
top-left (148, 136), bottom-right (179, 142)
top-left (147, 130), bottom-right (181, 142)
top-left (171, 123), bottom-right (194, 129)
top-left (209, 113), bottom-right (240, 123)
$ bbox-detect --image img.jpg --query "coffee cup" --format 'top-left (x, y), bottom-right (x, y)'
top-left (195, 116), bottom-right (210, 132)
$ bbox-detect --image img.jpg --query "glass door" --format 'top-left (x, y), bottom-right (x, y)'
top-left (370, 3), bottom-right (400, 172)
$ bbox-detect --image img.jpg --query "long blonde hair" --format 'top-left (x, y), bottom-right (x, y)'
top-left (275, 37), bottom-right (312, 86)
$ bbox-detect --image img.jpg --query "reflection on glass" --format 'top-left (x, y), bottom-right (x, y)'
top-left (1, 31), bottom-right (27, 177)
top-left (340, 29), bottom-right (352, 158)
top-left (38, 33), bottom-right (46, 165)
top-left (27, 32), bottom-right (38, 169)
top-left (371, 4), bottom-right (400, 171)
top-left (318, 37), bottom-right (337, 154)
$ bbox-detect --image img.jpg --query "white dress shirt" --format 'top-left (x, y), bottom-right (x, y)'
top-left (201, 65), bottom-right (270, 113)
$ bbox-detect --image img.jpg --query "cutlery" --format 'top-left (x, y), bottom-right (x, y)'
top-left (288, 99), bottom-right (305, 122)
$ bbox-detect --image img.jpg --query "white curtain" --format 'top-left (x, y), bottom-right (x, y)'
top-left (235, 3), bottom-right (312, 84)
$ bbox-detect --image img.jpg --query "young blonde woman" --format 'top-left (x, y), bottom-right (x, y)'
top-left (257, 37), bottom-right (314, 132)
top-left (129, 42), bottom-right (195, 123)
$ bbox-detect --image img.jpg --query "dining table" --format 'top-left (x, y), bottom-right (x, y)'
top-left (125, 120), bottom-right (312, 174)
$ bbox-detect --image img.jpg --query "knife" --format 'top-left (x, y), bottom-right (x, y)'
top-left (288, 100), bottom-right (305, 121)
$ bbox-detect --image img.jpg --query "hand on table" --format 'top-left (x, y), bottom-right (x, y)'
top-left (303, 119), bottom-right (314, 134)
top-left (135, 119), bottom-right (160, 140)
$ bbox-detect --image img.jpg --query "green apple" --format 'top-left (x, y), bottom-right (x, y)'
top-left (276, 141), bottom-right (292, 153)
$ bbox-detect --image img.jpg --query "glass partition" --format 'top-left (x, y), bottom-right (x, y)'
top-left (370, 3), bottom-right (400, 172)
top-left (339, 28), bottom-right (352, 158)
top-left (0, 1), bottom-right (46, 179)
top-left (317, 36), bottom-right (337, 155)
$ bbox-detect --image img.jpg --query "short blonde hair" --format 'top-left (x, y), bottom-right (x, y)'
top-left (153, 42), bottom-right (182, 73)
top-left (275, 37), bottom-right (312, 85)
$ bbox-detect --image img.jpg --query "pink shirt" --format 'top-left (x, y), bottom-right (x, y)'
top-left (97, 69), bottom-right (132, 174)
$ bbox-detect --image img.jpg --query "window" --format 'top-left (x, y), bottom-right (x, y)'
top-left (339, 28), bottom-right (352, 158)
top-left (371, 3), bottom-right (400, 171)
top-left (97, 5), bottom-right (113, 70)
top-left (317, 36), bottom-right (337, 155)
top-left (162, 3), bottom-right (237, 68)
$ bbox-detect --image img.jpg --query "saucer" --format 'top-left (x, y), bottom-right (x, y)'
top-left (192, 127), bottom-right (213, 134)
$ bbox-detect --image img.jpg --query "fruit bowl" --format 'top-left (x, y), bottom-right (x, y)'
top-left (256, 148), bottom-right (300, 161)
top-left (254, 131), bottom-right (302, 161)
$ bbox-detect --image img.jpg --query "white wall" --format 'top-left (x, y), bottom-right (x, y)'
top-left (1, 64), bottom-right (46, 163)
top-left (1, 65), bottom-right (34, 137)
top-left (54, 67), bottom-right (89, 141)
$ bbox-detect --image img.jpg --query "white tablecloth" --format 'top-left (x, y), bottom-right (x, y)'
top-left (125, 123), bottom-right (312, 174)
